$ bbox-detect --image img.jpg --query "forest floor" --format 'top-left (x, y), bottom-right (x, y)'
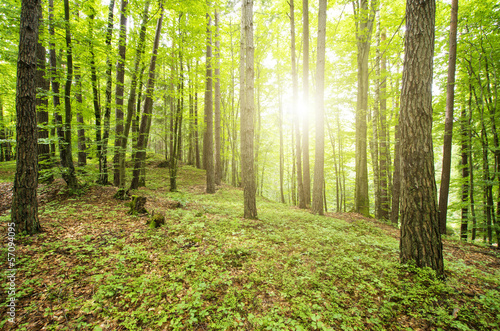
top-left (0, 157), bottom-right (499, 331)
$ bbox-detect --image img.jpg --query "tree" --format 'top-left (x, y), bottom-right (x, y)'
top-left (438, 0), bottom-right (459, 234)
top-left (302, 0), bottom-right (311, 206)
top-left (113, 0), bottom-right (128, 188)
top-left (129, 5), bottom-right (164, 191)
top-left (399, 0), bottom-right (443, 277)
top-left (290, 0), bottom-right (306, 209)
top-left (48, 0), bottom-right (78, 190)
top-left (214, 9), bottom-right (222, 186)
top-left (353, 0), bottom-right (376, 217)
top-left (241, 0), bottom-right (257, 219)
top-left (312, 0), bottom-right (327, 215)
top-left (99, 0), bottom-right (116, 185)
top-left (11, 0), bottom-right (41, 234)
top-left (204, 13), bottom-right (216, 194)
top-left (35, 0), bottom-right (50, 174)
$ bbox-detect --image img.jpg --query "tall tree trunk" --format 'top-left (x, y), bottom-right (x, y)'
top-left (460, 104), bottom-right (469, 241)
top-left (290, 0), bottom-right (305, 209)
top-left (61, 0), bottom-right (78, 190)
top-left (438, 0), bottom-right (459, 234)
top-left (75, 69), bottom-right (86, 167)
top-left (89, 13), bottom-right (102, 173)
top-left (302, 0), bottom-right (311, 206)
top-left (204, 13), bottom-right (215, 194)
top-left (99, 0), bottom-right (115, 185)
top-left (468, 80), bottom-right (477, 241)
top-left (0, 97), bottom-right (5, 162)
top-left (241, 0), bottom-right (257, 218)
top-left (170, 16), bottom-right (185, 192)
top-left (124, 0), bottom-right (149, 170)
top-left (195, 60), bottom-right (201, 169)
top-left (129, 6), bottom-right (164, 191)
top-left (35, 1), bottom-right (50, 171)
top-left (483, 50), bottom-right (500, 246)
top-left (399, 0), bottom-right (443, 277)
top-left (379, 26), bottom-right (390, 220)
top-left (49, 0), bottom-right (77, 189)
top-left (214, 9), bottom-right (222, 186)
top-left (312, 0), bottom-right (327, 215)
top-left (353, 0), bottom-right (376, 217)
top-left (390, 122), bottom-right (401, 226)
top-left (113, 0), bottom-right (128, 188)
top-left (278, 53), bottom-right (285, 204)
top-left (12, 0), bottom-right (41, 234)
top-left (188, 60), bottom-right (194, 166)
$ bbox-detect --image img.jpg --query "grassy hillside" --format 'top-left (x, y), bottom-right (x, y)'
top-left (1, 160), bottom-right (499, 330)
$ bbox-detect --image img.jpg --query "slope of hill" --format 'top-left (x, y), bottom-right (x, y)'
top-left (0, 161), bottom-right (499, 330)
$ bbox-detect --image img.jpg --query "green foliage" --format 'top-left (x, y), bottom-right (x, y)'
top-left (3, 165), bottom-right (499, 330)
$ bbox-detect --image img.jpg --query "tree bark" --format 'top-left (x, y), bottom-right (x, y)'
top-left (113, 0), bottom-right (128, 188)
top-left (399, 0), bottom-right (443, 277)
top-left (438, 0), bottom-right (459, 234)
top-left (204, 13), bottom-right (215, 194)
top-left (460, 104), bottom-right (469, 241)
top-left (353, 0), bottom-right (376, 217)
top-left (75, 70), bottom-right (86, 167)
top-left (11, 0), bottom-right (41, 235)
top-left (241, 0), bottom-right (257, 218)
top-left (214, 9), bottom-right (222, 186)
top-left (379, 26), bottom-right (390, 220)
top-left (35, 1), bottom-right (50, 171)
top-left (312, 0), bottom-right (327, 215)
top-left (302, 0), bottom-right (311, 206)
top-left (129, 6), bottom-right (164, 191)
top-left (98, 0), bottom-right (115, 185)
top-left (390, 122), bottom-right (401, 226)
top-left (290, 0), bottom-right (305, 209)
top-left (61, 0), bottom-right (78, 190)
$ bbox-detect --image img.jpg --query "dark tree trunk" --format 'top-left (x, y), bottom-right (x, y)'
top-left (113, 0), bottom-right (128, 188)
top-left (35, 2), bottom-right (50, 171)
top-left (438, 0), bottom-right (459, 234)
top-left (129, 6), bottom-right (164, 191)
top-left (460, 104), bottom-right (469, 241)
top-left (89, 13), bottom-right (102, 174)
top-left (195, 72), bottom-right (201, 170)
top-left (241, 0), bottom-right (257, 218)
top-left (12, 0), bottom-right (41, 234)
top-left (99, 0), bottom-right (115, 185)
top-left (75, 70), bottom-right (86, 167)
top-left (399, 0), bottom-right (443, 277)
top-left (124, 0), bottom-right (149, 170)
top-left (48, 0), bottom-right (78, 189)
top-left (60, 0), bottom-right (78, 190)
top-left (311, 0), bottom-right (327, 215)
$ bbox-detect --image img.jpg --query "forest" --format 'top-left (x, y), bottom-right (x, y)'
top-left (1, 0), bottom-right (500, 329)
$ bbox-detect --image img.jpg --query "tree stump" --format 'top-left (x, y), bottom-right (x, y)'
top-left (147, 212), bottom-right (165, 228)
top-left (114, 188), bottom-right (128, 200)
top-left (128, 195), bottom-right (147, 215)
